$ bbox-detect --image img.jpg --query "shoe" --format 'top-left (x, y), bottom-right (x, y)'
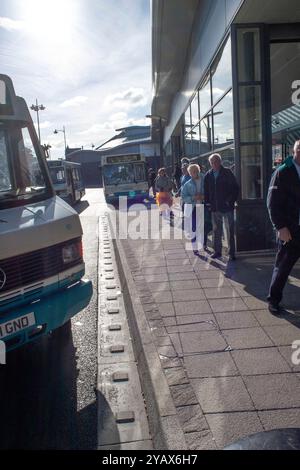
top-left (193, 250), bottom-right (199, 255)
top-left (268, 302), bottom-right (281, 314)
top-left (210, 252), bottom-right (221, 259)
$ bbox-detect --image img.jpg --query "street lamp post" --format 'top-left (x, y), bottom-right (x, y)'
top-left (146, 114), bottom-right (167, 168)
top-left (54, 126), bottom-right (67, 153)
top-left (30, 99), bottom-right (45, 144)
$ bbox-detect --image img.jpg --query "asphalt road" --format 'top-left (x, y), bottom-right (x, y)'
top-left (0, 189), bottom-right (105, 449)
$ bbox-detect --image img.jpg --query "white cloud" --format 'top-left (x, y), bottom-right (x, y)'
top-left (104, 88), bottom-right (148, 110)
top-left (0, 17), bottom-right (25, 31)
top-left (79, 113), bottom-right (149, 138)
top-left (109, 112), bottom-right (127, 121)
top-left (60, 96), bottom-right (88, 108)
top-left (2, 1), bottom-right (151, 159)
top-left (39, 121), bottom-right (52, 129)
top-left (79, 123), bottom-right (113, 136)
top-left (127, 117), bottom-right (149, 127)
top-left (212, 87), bottom-right (226, 98)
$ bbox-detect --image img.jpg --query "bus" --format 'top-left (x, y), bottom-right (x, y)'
top-left (47, 160), bottom-right (85, 205)
top-left (101, 153), bottom-right (149, 204)
top-left (0, 74), bottom-right (92, 352)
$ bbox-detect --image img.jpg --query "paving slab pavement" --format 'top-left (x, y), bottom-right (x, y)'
top-left (113, 209), bottom-right (300, 449)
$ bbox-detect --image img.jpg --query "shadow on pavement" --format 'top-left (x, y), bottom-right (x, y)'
top-left (74, 200), bottom-right (90, 214)
top-left (97, 393), bottom-right (122, 450)
top-left (225, 255), bottom-right (300, 327)
top-left (224, 428), bottom-right (300, 450)
top-left (0, 323), bottom-right (98, 450)
top-left (192, 250), bottom-right (300, 329)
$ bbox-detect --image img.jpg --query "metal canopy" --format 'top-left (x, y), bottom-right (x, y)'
top-left (151, 0), bottom-right (199, 122)
top-left (235, 0), bottom-right (300, 23)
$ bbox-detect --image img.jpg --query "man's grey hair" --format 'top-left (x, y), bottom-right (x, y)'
top-left (208, 153), bottom-right (222, 163)
top-left (181, 156), bottom-right (190, 165)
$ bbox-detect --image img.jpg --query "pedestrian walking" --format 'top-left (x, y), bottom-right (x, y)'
top-left (174, 163), bottom-right (192, 228)
top-left (176, 163), bottom-right (191, 201)
top-left (267, 140), bottom-right (300, 314)
top-left (181, 156), bottom-right (190, 167)
top-left (148, 167), bottom-right (156, 197)
top-left (176, 163), bottom-right (191, 196)
top-left (199, 164), bottom-right (212, 251)
top-left (155, 168), bottom-right (175, 218)
top-left (204, 153), bottom-right (239, 260)
top-left (172, 164), bottom-right (182, 191)
top-left (181, 164), bottom-right (204, 253)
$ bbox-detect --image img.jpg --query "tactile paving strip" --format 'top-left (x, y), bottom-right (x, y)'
top-left (97, 215), bottom-right (152, 449)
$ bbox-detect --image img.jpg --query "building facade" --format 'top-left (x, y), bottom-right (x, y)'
top-left (151, 0), bottom-right (300, 252)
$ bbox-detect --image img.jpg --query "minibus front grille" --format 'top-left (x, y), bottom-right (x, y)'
top-left (0, 238), bottom-right (82, 294)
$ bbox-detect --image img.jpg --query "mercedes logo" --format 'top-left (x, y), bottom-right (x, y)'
top-left (0, 268), bottom-right (6, 290)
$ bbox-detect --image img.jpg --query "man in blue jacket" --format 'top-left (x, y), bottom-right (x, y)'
top-left (267, 140), bottom-right (300, 314)
top-left (204, 153), bottom-right (239, 260)
top-left (177, 163), bottom-right (191, 195)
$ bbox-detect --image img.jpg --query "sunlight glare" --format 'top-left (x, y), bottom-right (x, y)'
top-left (23, 0), bottom-right (76, 43)
top-left (20, 0), bottom-right (79, 78)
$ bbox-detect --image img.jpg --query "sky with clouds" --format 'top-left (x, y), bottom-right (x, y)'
top-left (0, 0), bottom-right (151, 158)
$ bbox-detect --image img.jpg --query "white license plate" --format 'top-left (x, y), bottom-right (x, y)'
top-left (0, 313), bottom-right (36, 339)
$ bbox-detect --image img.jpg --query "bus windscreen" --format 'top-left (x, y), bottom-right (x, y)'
top-left (103, 163), bottom-right (135, 185)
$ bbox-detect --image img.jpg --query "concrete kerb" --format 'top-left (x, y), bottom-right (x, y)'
top-left (111, 232), bottom-right (186, 450)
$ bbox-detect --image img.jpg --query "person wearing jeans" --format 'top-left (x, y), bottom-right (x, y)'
top-left (211, 210), bottom-right (235, 258)
top-left (204, 153), bottom-right (239, 260)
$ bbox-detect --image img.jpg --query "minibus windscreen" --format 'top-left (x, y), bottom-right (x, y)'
top-left (0, 123), bottom-right (49, 204)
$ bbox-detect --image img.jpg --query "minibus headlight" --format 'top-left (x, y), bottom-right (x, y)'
top-left (62, 241), bottom-right (83, 264)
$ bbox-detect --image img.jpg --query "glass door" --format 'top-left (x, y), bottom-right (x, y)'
top-left (231, 24), bottom-right (272, 251)
top-left (270, 41), bottom-right (300, 169)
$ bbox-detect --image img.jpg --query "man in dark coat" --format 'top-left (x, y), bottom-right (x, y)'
top-left (267, 140), bottom-right (300, 314)
top-left (173, 164), bottom-right (182, 191)
top-left (148, 168), bottom-right (156, 197)
top-left (204, 153), bottom-right (239, 260)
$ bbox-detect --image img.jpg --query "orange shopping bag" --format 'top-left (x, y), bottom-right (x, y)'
top-left (156, 191), bottom-right (173, 208)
